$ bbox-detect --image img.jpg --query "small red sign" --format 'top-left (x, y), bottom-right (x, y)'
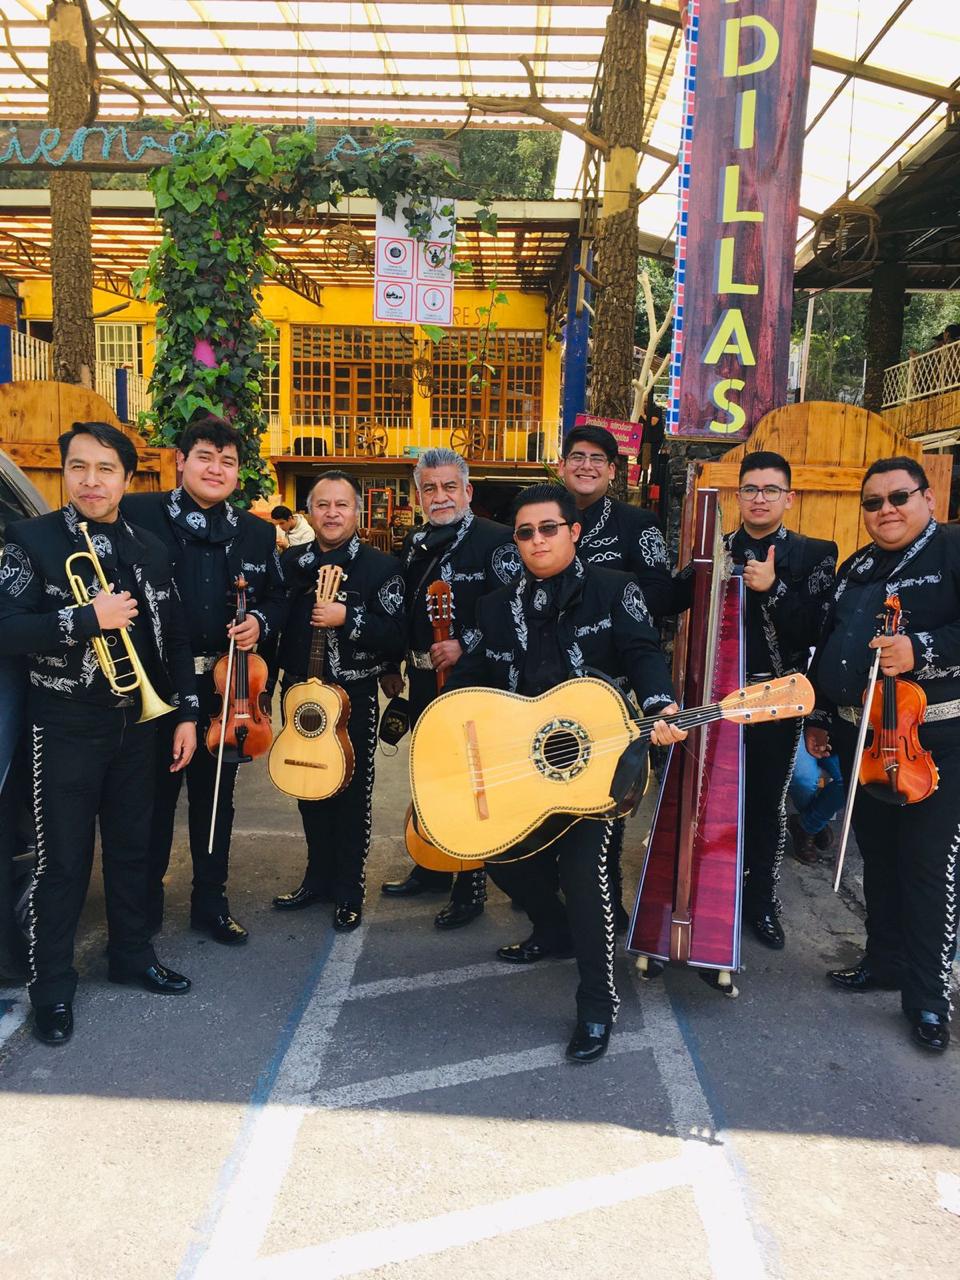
top-left (574, 413), bottom-right (644, 454)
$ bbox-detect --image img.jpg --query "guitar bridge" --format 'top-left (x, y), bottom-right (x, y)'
top-left (464, 720), bottom-right (489, 821)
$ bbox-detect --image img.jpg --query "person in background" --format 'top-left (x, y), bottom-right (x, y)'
top-left (271, 505), bottom-right (314, 550)
top-left (787, 735), bottom-right (845, 865)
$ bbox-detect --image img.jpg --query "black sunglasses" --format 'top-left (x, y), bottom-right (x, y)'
top-left (514, 520), bottom-right (571, 542)
top-left (861, 486), bottom-right (923, 513)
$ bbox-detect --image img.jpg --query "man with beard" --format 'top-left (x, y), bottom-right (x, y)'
top-left (380, 448), bottom-right (522, 928)
top-left (445, 483), bottom-right (686, 1061)
top-left (123, 416), bottom-right (285, 945)
top-left (808, 457), bottom-right (960, 1054)
top-left (271, 472), bottom-right (405, 930)
top-left (0, 421), bottom-right (197, 1044)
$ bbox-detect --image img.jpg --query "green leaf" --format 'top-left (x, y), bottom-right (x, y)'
top-left (420, 324), bottom-right (447, 344)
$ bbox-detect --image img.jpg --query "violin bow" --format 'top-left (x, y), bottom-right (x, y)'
top-left (832, 645), bottom-right (882, 892)
top-left (208, 629), bottom-right (237, 858)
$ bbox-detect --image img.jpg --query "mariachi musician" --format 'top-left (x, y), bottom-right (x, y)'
top-left (379, 447), bottom-right (522, 928)
top-left (0, 421), bottom-right (198, 1045)
top-left (722, 450), bottom-right (837, 951)
top-left (807, 457), bottom-right (960, 1054)
top-left (558, 422), bottom-right (681, 929)
top-left (271, 472), bottom-right (406, 930)
top-left (446, 483), bottom-right (685, 1062)
top-left (123, 415), bottom-right (285, 946)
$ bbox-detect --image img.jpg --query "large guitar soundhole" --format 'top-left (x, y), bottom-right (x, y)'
top-left (532, 717), bottom-right (591, 783)
top-left (294, 702), bottom-right (328, 738)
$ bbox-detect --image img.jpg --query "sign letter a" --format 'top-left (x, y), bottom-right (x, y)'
top-left (702, 310), bottom-right (757, 367)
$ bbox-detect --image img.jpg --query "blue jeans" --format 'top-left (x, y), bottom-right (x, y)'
top-left (789, 738), bottom-right (845, 835)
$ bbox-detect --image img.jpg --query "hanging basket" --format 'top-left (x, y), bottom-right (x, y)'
top-left (321, 223), bottom-right (372, 269)
top-left (810, 199), bottom-right (880, 277)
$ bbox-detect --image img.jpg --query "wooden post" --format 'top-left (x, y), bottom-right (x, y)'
top-left (863, 261), bottom-right (907, 412)
top-left (47, 2), bottom-right (96, 389)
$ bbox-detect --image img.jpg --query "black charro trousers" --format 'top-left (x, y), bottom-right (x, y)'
top-left (742, 718), bottom-right (802, 915)
top-left (291, 682), bottom-right (379, 908)
top-left (27, 699), bottom-right (157, 1007)
top-left (486, 818), bottom-right (620, 1025)
top-left (149, 671), bottom-right (237, 922)
top-left (834, 716), bottom-right (960, 1017)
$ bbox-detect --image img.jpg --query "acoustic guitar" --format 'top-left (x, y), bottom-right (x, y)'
top-left (410, 673), bottom-right (814, 862)
top-left (403, 579), bottom-right (485, 873)
top-left (268, 564), bottom-right (355, 800)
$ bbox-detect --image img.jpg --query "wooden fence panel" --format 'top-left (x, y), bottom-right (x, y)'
top-left (0, 381), bottom-right (174, 506)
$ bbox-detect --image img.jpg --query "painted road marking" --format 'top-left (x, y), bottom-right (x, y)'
top-left (344, 958), bottom-right (572, 1003)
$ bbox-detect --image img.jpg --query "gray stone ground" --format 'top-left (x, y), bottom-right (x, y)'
top-left (1, 725), bottom-right (958, 1280)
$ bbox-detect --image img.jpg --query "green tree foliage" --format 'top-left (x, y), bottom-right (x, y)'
top-left (458, 130), bottom-right (560, 199)
top-left (902, 292), bottom-right (960, 356)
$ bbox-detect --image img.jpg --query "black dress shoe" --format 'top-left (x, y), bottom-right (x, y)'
top-left (33, 1002), bottom-right (73, 1045)
top-left (109, 962), bottom-right (191, 994)
top-left (333, 904), bottom-right (362, 932)
top-left (828, 962), bottom-right (901, 992)
top-left (381, 872), bottom-right (448, 897)
top-left (496, 937), bottom-right (575, 965)
top-left (908, 1009), bottom-right (950, 1052)
top-left (190, 912), bottom-right (249, 945)
top-left (273, 885), bottom-right (330, 912)
top-left (566, 1021), bottom-right (612, 1063)
top-left (787, 814), bottom-right (819, 866)
top-left (748, 909), bottom-right (785, 949)
top-left (434, 902), bottom-right (483, 930)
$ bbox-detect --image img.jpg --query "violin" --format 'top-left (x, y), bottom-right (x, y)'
top-left (206, 574), bottom-right (273, 764)
top-left (859, 593), bottom-right (939, 806)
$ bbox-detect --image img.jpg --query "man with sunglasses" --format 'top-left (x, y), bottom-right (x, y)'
top-left (558, 425), bottom-right (676, 621)
top-left (446, 483), bottom-right (686, 1063)
top-left (807, 457), bottom-right (959, 1054)
top-left (726, 451), bottom-right (837, 951)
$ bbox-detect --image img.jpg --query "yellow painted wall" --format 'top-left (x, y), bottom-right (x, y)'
top-left (18, 279), bottom-right (561, 479)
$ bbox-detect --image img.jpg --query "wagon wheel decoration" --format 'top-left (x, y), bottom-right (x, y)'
top-left (450, 423), bottom-right (487, 458)
top-left (357, 425), bottom-right (388, 457)
top-left (810, 199), bottom-right (880, 277)
top-left (272, 202), bottom-right (327, 248)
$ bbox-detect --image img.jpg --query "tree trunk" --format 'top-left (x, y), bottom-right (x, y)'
top-left (48, 2), bottom-right (95, 388)
top-left (591, 1), bottom-right (645, 495)
top-left (863, 260), bottom-right (907, 412)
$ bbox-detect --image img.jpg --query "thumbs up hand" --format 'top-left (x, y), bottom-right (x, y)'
top-left (743, 544), bottom-right (777, 593)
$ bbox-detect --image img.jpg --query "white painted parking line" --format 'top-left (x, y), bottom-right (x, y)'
top-left (311, 1029), bottom-right (656, 1109)
top-left (250, 1157), bottom-right (690, 1280)
top-left (0, 998), bottom-right (27, 1049)
top-left (345, 959), bottom-right (567, 1002)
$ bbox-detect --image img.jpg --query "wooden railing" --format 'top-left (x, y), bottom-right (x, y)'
top-left (271, 414), bottom-right (562, 465)
top-left (883, 338), bottom-right (960, 407)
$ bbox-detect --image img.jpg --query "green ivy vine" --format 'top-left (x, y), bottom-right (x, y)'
top-left (134, 120), bottom-right (496, 506)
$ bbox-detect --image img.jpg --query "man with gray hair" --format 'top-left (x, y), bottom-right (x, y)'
top-left (380, 448), bottom-right (522, 927)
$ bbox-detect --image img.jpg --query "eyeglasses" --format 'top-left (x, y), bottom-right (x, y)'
top-left (737, 484), bottom-right (790, 501)
top-left (565, 451), bottom-right (611, 468)
top-left (514, 520), bottom-right (571, 542)
top-left (861, 486), bottom-right (923, 513)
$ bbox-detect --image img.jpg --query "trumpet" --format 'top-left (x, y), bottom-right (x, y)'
top-left (65, 521), bottom-right (175, 724)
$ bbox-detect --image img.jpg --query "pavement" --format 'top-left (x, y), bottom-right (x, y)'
top-left (1, 727), bottom-right (958, 1280)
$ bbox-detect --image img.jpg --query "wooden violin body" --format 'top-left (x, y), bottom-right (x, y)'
top-left (859, 594), bottom-right (939, 805)
top-left (267, 563), bottom-right (354, 800)
top-left (206, 574), bottom-right (273, 764)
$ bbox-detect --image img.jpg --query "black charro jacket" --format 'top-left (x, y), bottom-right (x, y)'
top-left (122, 488), bottom-right (286, 649)
top-left (276, 533), bottom-right (406, 690)
top-left (809, 519), bottom-right (960, 724)
top-left (446, 556), bottom-right (676, 713)
top-left (576, 494), bottom-right (678, 621)
top-left (723, 524), bottom-right (838, 679)
top-left (0, 504), bottom-right (197, 720)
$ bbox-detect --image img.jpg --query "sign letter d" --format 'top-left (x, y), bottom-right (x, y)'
top-left (722, 17), bottom-right (781, 78)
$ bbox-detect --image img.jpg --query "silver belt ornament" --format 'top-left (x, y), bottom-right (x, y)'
top-left (838, 698), bottom-right (960, 726)
top-left (194, 654), bottom-right (219, 674)
top-left (407, 649), bottom-right (434, 671)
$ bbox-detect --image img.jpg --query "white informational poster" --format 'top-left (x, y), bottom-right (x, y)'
top-left (374, 199), bottom-right (455, 326)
